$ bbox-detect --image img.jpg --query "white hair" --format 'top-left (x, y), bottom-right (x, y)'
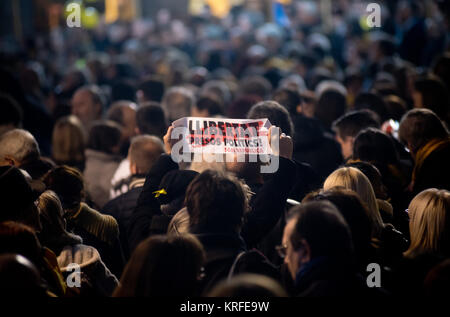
top-left (0, 129), bottom-right (40, 164)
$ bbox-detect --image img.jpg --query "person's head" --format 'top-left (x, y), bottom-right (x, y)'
top-left (191, 95), bottom-right (224, 118)
top-left (0, 254), bottom-right (45, 297)
top-left (185, 170), bottom-right (247, 234)
top-left (405, 188), bottom-right (450, 258)
top-left (136, 102), bottom-right (167, 139)
top-left (110, 81), bottom-right (136, 103)
top-left (137, 77), bottom-right (165, 103)
top-left (42, 165), bottom-right (85, 212)
top-left (113, 234), bottom-right (205, 297)
top-left (0, 221), bottom-right (42, 268)
top-left (399, 109), bottom-right (449, 155)
top-left (413, 76), bottom-right (450, 123)
top-left (353, 128), bottom-right (400, 166)
top-left (239, 76), bottom-right (273, 100)
top-left (37, 191), bottom-right (82, 255)
top-left (0, 166), bottom-right (41, 231)
top-left (272, 87), bottom-right (302, 116)
top-left (384, 95), bottom-right (408, 122)
top-left (0, 93), bottom-right (22, 136)
top-left (282, 201), bottom-right (353, 280)
top-left (303, 188), bottom-right (373, 268)
top-left (52, 115), bottom-right (86, 165)
top-left (354, 92), bottom-right (390, 123)
top-left (227, 95), bottom-right (262, 119)
top-left (208, 274), bottom-right (287, 297)
top-left (107, 101), bottom-right (138, 141)
top-left (71, 85), bottom-right (105, 127)
top-left (247, 100), bottom-right (294, 137)
top-left (315, 89), bottom-right (347, 130)
top-left (0, 129), bottom-right (40, 167)
top-left (323, 167), bottom-right (383, 236)
top-left (162, 87), bottom-right (196, 123)
top-left (128, 135), bottom-right (164, 175)
top-left (345, 161), bottom-right (388, 200)
top-left (87, 120), bottom-right (122, 155)
top-left (332, 110), bottom-right (380, 159)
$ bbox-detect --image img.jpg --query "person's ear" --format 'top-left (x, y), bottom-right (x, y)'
top-left (296, 104), bottom-right (303, 114)
top-left (298, 239), bottom-right (311, 265)
top-left (130, 161), bottom-right (138, 175)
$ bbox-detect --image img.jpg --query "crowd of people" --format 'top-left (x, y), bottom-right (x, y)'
top-left (0, 0), bottom-right (450, 297)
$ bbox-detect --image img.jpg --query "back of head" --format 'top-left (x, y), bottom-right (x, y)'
top-left (354, 92), bottom-right (389, 123)
top-left (162, 87), bottom-right (195, 123)
top-left (194, 95), bottom-right (224, 117)
top-left (113, 234), bottom-right (205, 297)
top-left (37, 191), bottom-right (82, 254)
top-left (42, 165), bottom-right (85, 211)
top-left (87, 120), bottom-right (122, 154)
top-left (247, 100), bottom-right (294, 136)
top-left (406, 188), bottom-right (450, 258)
top-left (52, 116), bottom-right (86, 164)
top-left (0, 166), bottom-right (39, 229)
top-left (136, 102), bottom-right (167, 138)
top-left (345, 161), bottom-right (388, 200)
top-left (272, 87), bottom-right (302, 116)
top-left (324, 167), bottom-right (383, 235)
top-left (185, 170), bottom-right (247, 234)
top-left (413, 76), bottom-right (450, 123)
top-left (208, 274), bottom-right (287, 297)
top-left (0, 129), bottom-right (40, 166)
top-left (289, 201), bottom-right (354, 259)
top-left (129, 135), bottom-right (164, 175)
top-left (303, 189), bottom-right (372, 266)
top-left (399, 108), bottom-right (449, 154)
top-left (353, 128), bottom-right (399, 166)
top-left (138, 77), bottom-right (165, 103)
top-left (239, 76), bottom-right (273, 100)
top-left (0, 254), bottom-right (45, 297)
top-left (333, 110), bottom-right (380, 140)
top-left (0, 221), bottom-right (42, 267)
top-left (315, 89), bottom-right (348, 130)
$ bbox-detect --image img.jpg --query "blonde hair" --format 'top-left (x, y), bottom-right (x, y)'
top-left (324, 167), bottom-right (384, 236)
top-left (52, 116), bottom-right (86, 163)
top-left (405, 189), bottom-right (450, 258)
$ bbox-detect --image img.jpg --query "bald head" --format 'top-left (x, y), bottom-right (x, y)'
top-left (0, 129), bottom-right (40, 166)
top-left (129, 135), bottom-right (165, 175)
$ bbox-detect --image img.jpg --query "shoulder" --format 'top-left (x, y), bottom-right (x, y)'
top-left (79, 203), bottom-right (120, 243)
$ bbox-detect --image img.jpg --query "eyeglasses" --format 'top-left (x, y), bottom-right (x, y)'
top-left (275, 244), bottom-right (288, 259)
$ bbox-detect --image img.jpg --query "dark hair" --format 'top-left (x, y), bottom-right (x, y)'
top-left (87, 120), bottom-right (122, 154)
top-left (288, 201), bottom-right (354, 259)
top-left (345, 161), bottom-right (388, 200)
top-left (332, 110), bottom-right (380, 139)
top-left (42, 165), bottom-right (85, 210)
top-left (399, 108), bottom-right (449, 154)
top-left (247, 100), bottom-right (294, 136)
top-left (353, 128), bottom-right (400, 166)
top-left (384, 95), bottom-right (408, 122)
top-left (315, 89), bottom-right (347, 130)
top-left (303, 189), bottom-right (372, 268)
top-left (195, 96), bottom-right (224, 117)
top-left (138, 77), bottom-right (165, 103)
top-left (0, 93), bottom-right (22, 127)
top-left (113, 234), bottom-right (205, 297)
top-left (432, 52), bottom-right (450, 90)
top-left (227, 95), bottom-right (262, 119)
top-left (272, 88), bottom-right (302, 116)
top-left (111, 81), bottom-right (136, 103)
top-left (239, 76), bottom-right (273, 99)
top-left (0, 221), bottom-right (42, 267)
top-left (414, 76), bottom-right (450, 123)
top-left (354, 92), bottom-right (390, 123)
top-left (185, 170), bottom-right (246, 233)
top-left (136, 103), bottom-right (167, 138)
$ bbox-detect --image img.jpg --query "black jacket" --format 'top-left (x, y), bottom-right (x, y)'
top-left (102, 177), bottom-right (145, 260)
top-left (292, 115), bottom-right (343, 182)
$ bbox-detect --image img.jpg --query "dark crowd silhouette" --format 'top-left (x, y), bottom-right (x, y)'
top-left (0, 0), bottom-right (450, 298)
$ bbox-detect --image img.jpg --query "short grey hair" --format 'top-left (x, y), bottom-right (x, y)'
top-left (162, 87), bottom-right (195, 122)
top-left (0, 129), bottom-right (40, 164)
